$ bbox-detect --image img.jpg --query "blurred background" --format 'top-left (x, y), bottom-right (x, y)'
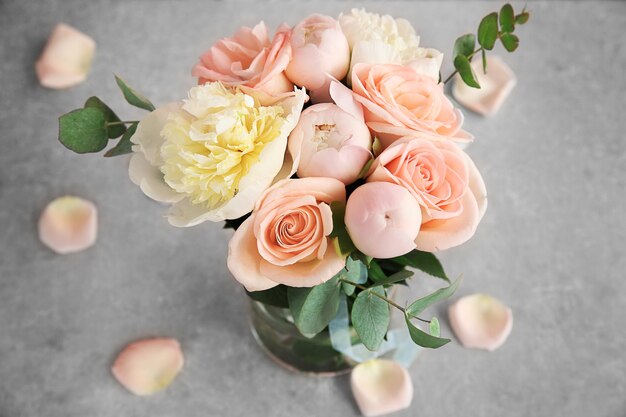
top-left (0, 1), bottom-right (624, 416)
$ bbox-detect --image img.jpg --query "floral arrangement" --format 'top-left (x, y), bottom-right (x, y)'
top-left (57, 4), bottom-right (529, 385)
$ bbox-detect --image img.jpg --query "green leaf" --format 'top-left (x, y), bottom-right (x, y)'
top-left (481, 48), bottom-right (488, 74)
top-left (104, 122), bottom-right (137, 157)
top-left (499, 4), bottom-right (515, 33)
top-left (58, 108), bottom-right (109, 154)
top-left (354, 252), bottom-right (373, 267)
top-left (477, 12), bottom-right (499, 50)
top-left (453, 34), bottom-right (476, 58)
top-left (429, 317), bottom-right (441, 337)
top-left (114, 75), bottom-right (156, 112)
top-left (406, 275), bottom-right (462, 317)
top-left (352, 287), bottom-right (390, 351)
top-left (390, 250), bottom-right (449, 282)
top-left (84, 96), bottom-right (126, 138)
top-left (367, 260), bottom-right (387, 283)
top-left (515, 11), bottom-right (530, 25)
top-left (246, 285), bottom-right (289, 309)
top-left (341, 257), bottom-right (368, 296)
top-left (288, 277), bottom-right (341, 337)
top-left (454, 55), bottom-right (480, 89)
top-left (329, 201), bottom-right (357, 255)
top-left (405, 315), bottom-right (450, 349)
top-left (371, 270), bottom-right (414, 287)
top-left (500, 33), bottom-right (520, 52)
top-left (357, 158), bottom-right (374, 179)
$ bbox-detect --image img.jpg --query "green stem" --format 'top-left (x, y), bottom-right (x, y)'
top-left (106, 121), bottom-right (139, 126)
top-left (443, 46), bottom-right (484, 84)
top-left (339, 279), bottom-right (430, 324)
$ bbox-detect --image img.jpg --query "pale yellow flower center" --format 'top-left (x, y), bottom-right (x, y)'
top-left (160, 83), bottom-right (285, 209)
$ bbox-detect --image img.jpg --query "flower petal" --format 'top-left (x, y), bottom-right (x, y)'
top-left (351, 359), bottom-right (413, 417)
top-left (128, 154), bottom-right (183, 203)
top-left (132, 103), bottom-right (181, 166)
top-left (38, 196), bottom-right (97, 254)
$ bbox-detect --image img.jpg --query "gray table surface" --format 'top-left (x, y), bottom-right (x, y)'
top-left (1, 1), bottom-right (625, 416)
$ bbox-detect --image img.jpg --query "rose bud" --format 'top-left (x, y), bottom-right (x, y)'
top-left (285, 14), bottom-right (350, 95)
top-left (344, 182), bottom-right (421, 259)
top-left (288, 100), bottom-right (371, 185)
top-left (35, 24), bottom-right (96, 89)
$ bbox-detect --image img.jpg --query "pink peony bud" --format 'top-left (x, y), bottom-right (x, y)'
top-left (344, 182), bottom-right (421, 259)
top-left (35, 24), bottom-right (96, 89)
top-left (288, 101), bottom-right (371, 185)
top-left (285, 14), bottom-right (350, 94)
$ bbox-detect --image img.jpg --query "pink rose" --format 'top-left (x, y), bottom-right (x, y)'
top-left (285, 14), bottom-right (350, 97)
top-left (288, 83), bottom-right (372, 185)
top-left (344, 182), bottom-right (421, 259)
top-left (367, 136), bottom-right (487, 251)
top-left (351, 64), bottom-right (471, 148)
top-left (228, 177), bottom-right (347, 291)
top-left (192, 22), bottom-right (294, 97)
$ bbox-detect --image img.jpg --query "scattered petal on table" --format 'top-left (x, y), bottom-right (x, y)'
top-left (452, 56), bottom-right (516, 117)
top-left (112, 338), bottom-right (184, 396)
top-left (38, 196), bottom-right (98, 254)
top-left (448, 294), bottom-right (513, 351)
top-left (35, 23), bottom-right (96, 89)
top-left (351, 359), bottom-right (413, 417)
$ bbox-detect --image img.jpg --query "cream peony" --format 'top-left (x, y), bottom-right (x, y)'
top-left (129, 82), bottom-right (306, 226)
top-left (339, 9), bottom-right (443, 81)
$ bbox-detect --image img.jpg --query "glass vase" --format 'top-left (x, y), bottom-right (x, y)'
top-left (249, 300), bottom-right (356, 376)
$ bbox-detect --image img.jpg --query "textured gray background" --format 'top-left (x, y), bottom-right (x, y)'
top-left (0, 1), bottom-right (625, 416)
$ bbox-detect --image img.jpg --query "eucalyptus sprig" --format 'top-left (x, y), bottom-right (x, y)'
top-left (58, 76), bottom-right (154, 156)
top-left (444, 3), bottom-right (530, 87)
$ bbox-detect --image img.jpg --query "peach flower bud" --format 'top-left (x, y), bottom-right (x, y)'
top-left (35, 24), bottom-right (95, 89)
top-left (448, 294), bottom-right (513, 351)
top-left (38, 196), bottom-right (97, 254)
top-left (452, 56), bottom-right (517, 117)
top-left (345, 182), bottom-right (421, 259)
top-left (112, 338), bottom-right (184, 396)
top-left (351, 359), bottom-right (413, 417)
top-left (288, 102), bottom-right (371, 185)
top-left (285, 14), bottom-right (350, 93)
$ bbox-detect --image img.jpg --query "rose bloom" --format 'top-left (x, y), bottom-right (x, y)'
top-left (352, 64), bottom-right (471, 148)
top-left (285, 14), bottom-right (350, 93)
top-left (345, 182), bottom-right (421, 259)
top-left (288, 82), bottom-right (371, 185)
top-left (228, 177), bottom-right (347, 291)
top-left (339, 9), bottom-right (443, 82)
top-left (129, 82), bottom-right (306, 226)
top-left (367, 136), bottom-right (487, 251)
top-left (192, 22), bottom-right (294, 98)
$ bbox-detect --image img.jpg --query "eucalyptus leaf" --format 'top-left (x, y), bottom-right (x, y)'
top-left (405, 316), bottom-right (450, 349)
top-left (429, 317), bottom-right (441, 337)
top-left (515, 11), bottom-right (530, 25)
top-left (406, 275), bottom-right (462, 317)
top-left (104, 122), bottom-right (137, 157)
top-left (114, 75), bottom-right (156, 112)
top-left (58, 108), bottom-right (108, 154)
top-left (454, 55), bottom-right (481, 89)
top-left (371, 270), bottom-right (414, 287)
top-left (367, 260), bottom-right (387, 283)
top-left (352, 287), bottom-right (390, 351)
top-left (84, 96), bottom-right (126, 138)
top-left (500, 33), bottom-right (520, 52)
top-left (478, 12), bottom-right (499, 50)
top-left (246, 285), bottom-right (289, 309)
top-left (499, 4), bottom-right (515, 33)
top-left (390, 250), bottom-right (449, 282)
top-left (341, 257), bottom-right (368, 296)
top-left (288, 277), bottom-right (341, 337)
top-left (453, 34), bottom-right (476, 58)
top-left (329, 201), bottom-right (357, 255)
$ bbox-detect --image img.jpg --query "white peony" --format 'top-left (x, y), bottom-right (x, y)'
top-left (128, 82), bottom-right (306, 227)
top-left (339, 9), bottom-right (443, 81)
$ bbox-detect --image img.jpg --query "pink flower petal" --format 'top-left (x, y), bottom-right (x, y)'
top-left (112, 338), bottom-right (184, 396)
top-left (35, 24), bottom-right (95, 89)
top-left (38, 196), bottom-right (97, 254)
top-left (351, 359), bottom-right (413, 417)
top-left (448, 294), bottom-right (513, 351)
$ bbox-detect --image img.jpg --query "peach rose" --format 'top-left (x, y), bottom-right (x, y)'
top-left (192, 22), bottom-right (294, 97)
top-left (367, 137), bottom-right (487, 251)
top-left (227, 177), bottom-right (347, 291)
top-left (351, 64), bottom-right (471, 148)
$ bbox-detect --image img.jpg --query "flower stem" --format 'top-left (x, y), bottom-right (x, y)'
top-left (339, 279), bottom-right (431, 323)
top-left (443, 46), bottom-right (484, 84)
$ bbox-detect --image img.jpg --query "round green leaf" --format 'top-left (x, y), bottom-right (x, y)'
top-left (453, 55), bottom-right (481, 89)
top-left (500, 33), bottom-right (520, 52)
top-left (515, 11), bottom-right (530, 25)
top-left (84, 96), bottom-right (126, 138)
top-left (352, 288), bottom-right (390, 351)
top-left (58, 108), bottom-right (108, 154)
top-left (453, 34), bottom-right (476, 58)
top-left (499, 4), bottom-right (515, 33)
top-left (478, 12), bottom-right (499, 50)
top-left (288, 277), bottom-right (341, 337)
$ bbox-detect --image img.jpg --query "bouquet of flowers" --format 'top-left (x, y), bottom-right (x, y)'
top-left (57, 3), bottom-right (528, 393)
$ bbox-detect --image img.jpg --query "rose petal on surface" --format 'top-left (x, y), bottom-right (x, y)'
top-left (351, 359), bottom-right (413, 417)
top-left (452, 56), bottom-right (517, 117)
top-left (35, 23), bottom-right (95, 89)
top-left (112, 338), bottom-right (184, 396)
top-left (38, 196), bottom-right (97, 254)
top-left (448, 294), bottom-right (513, 351)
